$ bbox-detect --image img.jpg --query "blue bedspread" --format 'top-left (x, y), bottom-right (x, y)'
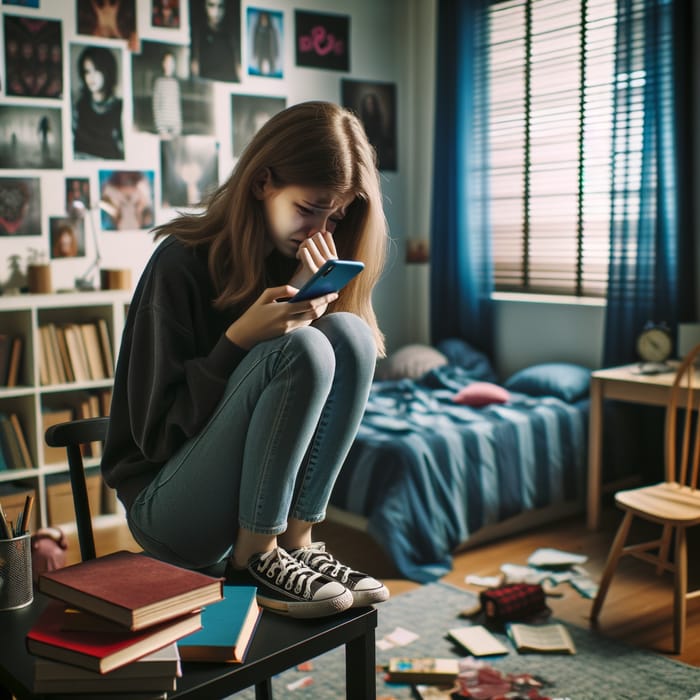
top-left (330, 365), bottom-right (589, 582)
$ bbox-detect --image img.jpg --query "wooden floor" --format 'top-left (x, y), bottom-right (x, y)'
top-left (70, 506), bottom-right (700, 668)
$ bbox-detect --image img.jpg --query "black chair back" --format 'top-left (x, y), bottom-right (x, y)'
top-left (44, 417), bottom-right (110, 561)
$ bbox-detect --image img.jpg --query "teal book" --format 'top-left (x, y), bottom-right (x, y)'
top-left (177, 585), bottom-right (260, 663)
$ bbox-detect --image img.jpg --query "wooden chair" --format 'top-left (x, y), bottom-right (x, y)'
top-left (590, 342), bottom-right (700, 653)
top-left (44, 416), bottom-right (110, 562)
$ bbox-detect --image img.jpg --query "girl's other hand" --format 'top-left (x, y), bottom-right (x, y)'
top-left (291, 230), bottom-right (338, 288)
top-left (225, 285), bottom-right (338, 349)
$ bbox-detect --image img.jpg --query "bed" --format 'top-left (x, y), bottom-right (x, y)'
top-left (328, 339), bottom-right (591, 583)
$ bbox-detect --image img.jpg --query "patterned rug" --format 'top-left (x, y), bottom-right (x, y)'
top-left (229, 581), bottom-right (700, 699)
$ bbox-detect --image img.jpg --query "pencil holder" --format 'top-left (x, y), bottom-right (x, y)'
top-left (0, 533), bottom-right (33, 611)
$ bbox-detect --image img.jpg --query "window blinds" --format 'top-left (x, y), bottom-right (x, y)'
top-left (484, 0), bottom-right (617, 296)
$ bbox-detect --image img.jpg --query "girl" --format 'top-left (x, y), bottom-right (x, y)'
top-left (101, 101), bottom-right (390, 618)
top-left (73, 46), bottom-right (124, 160)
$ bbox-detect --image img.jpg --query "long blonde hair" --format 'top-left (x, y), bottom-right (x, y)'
top-left (153, 101), bottom-right (387, 355)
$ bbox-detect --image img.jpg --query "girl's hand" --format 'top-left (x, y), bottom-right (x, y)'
top-left (290, 230), bottom-right (338, 288)
top-left (225, 285), bottom-right (338, 349)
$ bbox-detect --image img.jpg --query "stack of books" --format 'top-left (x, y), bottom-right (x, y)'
top-left (26, 550), bottom-right (225, 694)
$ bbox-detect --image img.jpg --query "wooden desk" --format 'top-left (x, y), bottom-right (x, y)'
top-left (0, 594), bottom-right (378, 700)
top-left (587, 362), bottom-right (700, 530)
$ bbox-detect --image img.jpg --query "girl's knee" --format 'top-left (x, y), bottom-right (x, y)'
top-left (282, 326), bottom-right (335, 383)
top-left (316, 312), bottom-right (376, 365)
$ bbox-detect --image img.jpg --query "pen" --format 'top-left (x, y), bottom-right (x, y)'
top-left (20, 494), bottom-right (34, 536)
top-left (0, 503), bottom-right (11, 539)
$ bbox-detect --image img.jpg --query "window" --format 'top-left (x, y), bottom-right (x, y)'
top-left (483, 0), bottom-right (625, 297)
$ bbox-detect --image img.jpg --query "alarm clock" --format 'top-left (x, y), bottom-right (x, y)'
top-left (636, 322), bottom-right (672, 363)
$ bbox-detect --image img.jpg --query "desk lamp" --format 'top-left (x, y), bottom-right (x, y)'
top-left (67, 200), bottom-right (104, 291)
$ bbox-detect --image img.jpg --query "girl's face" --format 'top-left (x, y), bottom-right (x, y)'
top-left (82, 58), bottom-right (105, 96)
top-left (258, 181), bottom-right (350, 259)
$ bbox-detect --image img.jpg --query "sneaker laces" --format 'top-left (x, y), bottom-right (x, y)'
top-left (293, 544), bottom-right (356, 585)
top-left (255, 548), bottom-right (323, 599)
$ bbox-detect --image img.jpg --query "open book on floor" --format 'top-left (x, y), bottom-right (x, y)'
top-left (178, 585), bottom-right (261, 663)
top-left (505, 622), bottom-right (576, 654)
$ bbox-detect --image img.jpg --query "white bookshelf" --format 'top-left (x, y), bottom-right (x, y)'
top-left (0, 290), bottom-right (130, 529)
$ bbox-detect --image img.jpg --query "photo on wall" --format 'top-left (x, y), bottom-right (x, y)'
top-left (0, 177), bottom-right (41, 236)
top-left (49, 217), bottom-right (85, 259)
top-left (152, 0), bottom-right (180, 28)
top-left (341, 79), bottom-right (397, 172)
top-left (189, 0), bottom-right (242, 83)
top-left (295, 10), bottom-right (349, 72)
top-left (0, 105), bottom-right (63, 169)
top-left (3, 14), bottom-right (63, 98)
top-left (76, 0), bottom-right (137, 46)
top-left (246, 7), bottom-right (283, 78)
top-left (230, 94), bottom-right (286, 158)
top-left (66, 177), bottom-right (91, 211)
top-left (131, 40), bottom-right (215, 137)
top-left (98, 170), bottom-right (155, 231)
top-left (160, 136), bottom-right (219, 208)
top-left (70, 43), bottom-right (125, 160)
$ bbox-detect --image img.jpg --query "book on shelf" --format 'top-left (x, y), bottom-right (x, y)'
top-left (37, 327), bottom-right (49, 386)
top-left (0, 333), bottom-right (11, 385)
top-left (40, 324), bottom-right (64, 385)
top-left (178, 585), bottom-right (261, 663)
top-left (62, 391), bottom-right (104, 457)
top-left (62, 323), bottom-right (91, 383)
top-left (0, 334), bottom-right (23, 386)
top-left (99, 387), bottom-right (113, 416)
top-left (26, 600), bottom-right (201, 674)
top-left (47, 323), bottom-right (68, 384)
top-left (6, 335), bottom-right (23, 387)
top-left (38, 550), bottom-right (224, 631)
top-left (38, 325), bottom-right (57, 385)
top-left (42, 407), bottom-right (74, 463)
top-left (54, 326), bottom-right (75, 383)
top-left (505, 622), bottom-right (576, 654)
top-left (385, 657), bottom-right (460, 685)
top-left (33, 641), bottom-right (182, 693)
top-left (0, 411), bottom-right (28, 470)
top-left (80, 322), bottom-right (107, 380)
top-left (9, 413), bottom-right (32, 470)
top-left (97, 317), bottom-right (115, 377)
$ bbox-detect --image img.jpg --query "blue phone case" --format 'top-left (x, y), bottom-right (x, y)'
top-left (289, 260), bottom-right (364, 302)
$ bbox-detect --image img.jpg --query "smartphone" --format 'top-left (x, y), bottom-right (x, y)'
top-left (289, 259), bottom-right (364, 302)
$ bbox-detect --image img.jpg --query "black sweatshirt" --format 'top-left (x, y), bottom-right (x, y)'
top-left (101, 236), bottom-right (250, 509)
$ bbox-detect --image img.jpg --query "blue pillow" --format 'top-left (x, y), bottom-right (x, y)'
top-left (504, 362), bottom-right (591, 403)
top-left (435, 338), bottom-right (498, 383)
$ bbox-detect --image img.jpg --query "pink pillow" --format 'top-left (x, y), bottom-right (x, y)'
top-left (453, 382), bottom-right (511, 407)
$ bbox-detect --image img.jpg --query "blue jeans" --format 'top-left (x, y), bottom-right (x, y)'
top-left (126, 312), bottom-right (375, 570)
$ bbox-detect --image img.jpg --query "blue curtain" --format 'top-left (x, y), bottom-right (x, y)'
top-left (430, 0), bottom-right (494, 358)
top-left (603, 0), bottom-right (695, 366)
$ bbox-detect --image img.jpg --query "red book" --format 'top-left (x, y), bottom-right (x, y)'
top-left (38, 550), bottom-right (224, 630)
top-left (26, 601), bottom-right (202, 674)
